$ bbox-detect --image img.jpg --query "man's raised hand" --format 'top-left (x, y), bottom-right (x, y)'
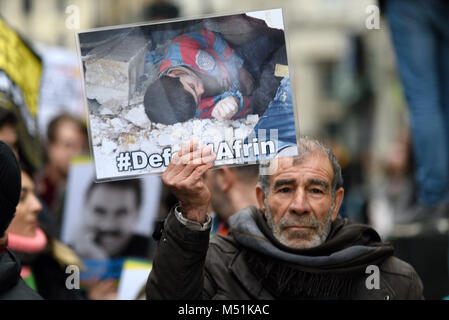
top-left (161, 141), bottom-right (216, 224)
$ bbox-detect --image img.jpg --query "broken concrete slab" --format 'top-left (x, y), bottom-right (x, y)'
top-left (84, 29), bottom-right (151, 108)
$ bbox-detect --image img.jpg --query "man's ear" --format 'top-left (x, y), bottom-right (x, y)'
top-left (215, 167), bottom-right (235, 192)
top-left (256, 185), bottom-right (267, 217)
top-left (331, 187), bottom-right (344, 222)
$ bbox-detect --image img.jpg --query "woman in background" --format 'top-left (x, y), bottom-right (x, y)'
top-left (6, 168), bottom-right (86, 299)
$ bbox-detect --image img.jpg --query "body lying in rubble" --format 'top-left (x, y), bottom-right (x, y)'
top-left (143, 14), bottom-right (286, 126)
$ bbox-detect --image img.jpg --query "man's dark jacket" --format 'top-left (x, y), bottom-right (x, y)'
top-left (146, 206), bottom-right (424, 300)
top-left (0, 249), bottom-right (42, 300)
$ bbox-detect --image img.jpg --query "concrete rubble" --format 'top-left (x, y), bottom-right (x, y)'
top-left (90, 106), bottom-right (259, 179)
top-left (83, 30), bottom-right (259, 180)
top-left (84, 29), bottom-right (151, 107)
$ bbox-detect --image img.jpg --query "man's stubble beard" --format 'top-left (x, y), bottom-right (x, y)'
top-left (265, 200), bottom-right (333, 249)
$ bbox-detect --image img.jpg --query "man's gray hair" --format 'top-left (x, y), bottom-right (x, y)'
top-left (258, 138), bottom-right (343, 199)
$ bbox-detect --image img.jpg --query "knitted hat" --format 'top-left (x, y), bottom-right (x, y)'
top-left (143, 76), bottom-right (196, 125)
top-left (0, 141), bottom-right (21, 237)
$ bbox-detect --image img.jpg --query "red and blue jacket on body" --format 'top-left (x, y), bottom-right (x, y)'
top-left (158, 29), bottom-right (252, 119)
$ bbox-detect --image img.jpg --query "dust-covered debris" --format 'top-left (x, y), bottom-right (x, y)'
top-left (89, 103), bottom-right (259, 179)
top-left (123, 105), bottom-right (151, 129)
top-left (84, 29), bottom-right (151, 106)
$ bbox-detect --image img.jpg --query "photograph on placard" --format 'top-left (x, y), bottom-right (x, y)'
top-left (77, 8), bottom-right (299, 181)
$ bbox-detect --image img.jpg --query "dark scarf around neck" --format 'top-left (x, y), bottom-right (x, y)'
top-left (229, 206), bottom-right (394, 299)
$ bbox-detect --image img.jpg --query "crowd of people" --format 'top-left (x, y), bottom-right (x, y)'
top-left (0, 132), bottom-right (426, 300)
top-left (0, 112), bottom-right (97, 299)
top-left (0, 86), bottom-right (430, 300)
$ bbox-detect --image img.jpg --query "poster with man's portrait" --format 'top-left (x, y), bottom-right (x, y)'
top-left (61, 157), bottom-right (162, 284)
top-left (77, 8), bottom-right (299, 181)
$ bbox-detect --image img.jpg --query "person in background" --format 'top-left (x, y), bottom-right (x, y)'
top-left (0, 109), bottom-right (76, 239)
top-left (143, 1), bottom-right (179, 21)
top-left (384, 0), bottom-right (449, 221)
top-left (204, 165), bottom-right (259, 236)
top-left (0, 108), bottom-right (18, 156)
top-left (6, 163), bottom-right (117, 300)
top-left (36, 114), bottom-right (88, 235)
top-left (0, 141), bottom-right (42, 299)
top-left (6, 165), bottom-right (85, 300)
